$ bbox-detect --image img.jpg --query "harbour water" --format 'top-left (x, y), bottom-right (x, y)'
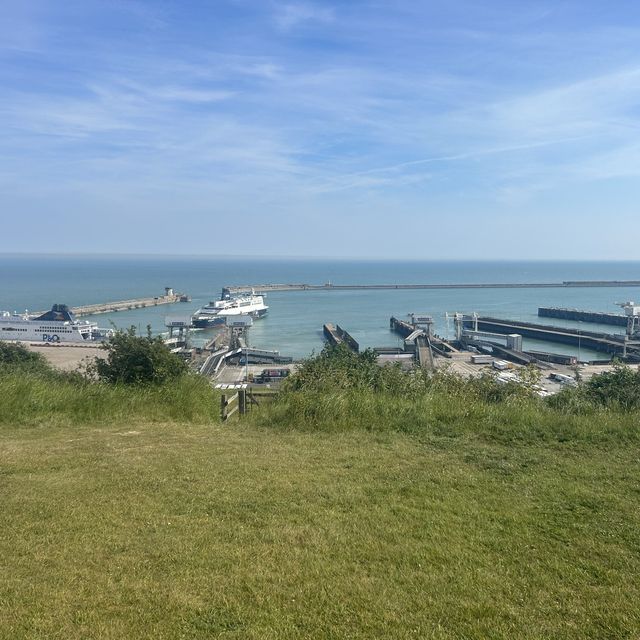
top-left (2, 255), bottom-right (640, 360)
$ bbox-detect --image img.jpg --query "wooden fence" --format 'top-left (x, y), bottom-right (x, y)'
top-left (220, 388), bottom-right (276, 421)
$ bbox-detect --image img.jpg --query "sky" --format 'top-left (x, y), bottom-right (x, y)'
top-left (2, 0), bottom-right (640, 259)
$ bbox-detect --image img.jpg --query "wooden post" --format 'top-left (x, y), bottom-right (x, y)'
top-left (239, 389), bottom-right (247, 416)
top-left (221, 394), bottom-right (227, 422)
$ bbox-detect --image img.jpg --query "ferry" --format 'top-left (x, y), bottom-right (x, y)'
top-left (192, 292), bottom-right (268, 328)
top-left (0, 304), bottom-right (113, 343)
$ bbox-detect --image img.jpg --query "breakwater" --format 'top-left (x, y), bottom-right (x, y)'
top-left (223, 280), bottom-right (640, 296)
top-left (538, 307), bottom-right (627, 327)
top-left (33, 289), bottom-right (190, 318)
top-left (466, 316), bottom-right (634, 357)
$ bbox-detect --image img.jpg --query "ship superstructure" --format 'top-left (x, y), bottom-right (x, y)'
top-left (192, 293), bottom-right (268, 328)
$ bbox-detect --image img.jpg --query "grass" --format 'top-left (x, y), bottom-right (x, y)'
top-left (256, 388), bottom-right (640, 445)
top-left (2, 399), bottom-right (640, 638)
top-left (0, 372), bottom-right (218, 426)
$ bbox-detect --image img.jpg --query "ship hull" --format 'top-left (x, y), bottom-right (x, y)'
top-left (191, 316), bottom-right (226, 329)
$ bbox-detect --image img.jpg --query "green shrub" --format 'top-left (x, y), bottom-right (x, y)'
top-left (584, 362), bottom-right (640, 410)
top-left (95, 326), bottom-right (188, 385)
top-left (547, 363), bottom-right (640, 413)
top-left (257, 346), bottom-right (640, 442)
top-left (0, 342), bottom-right (51, 374)
top-left (284, 344), bottom-right (537, 404)
top-left (286, 344), bottom-right (386, 392)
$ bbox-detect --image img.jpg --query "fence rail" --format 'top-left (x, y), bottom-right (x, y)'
top-left (220, 389), bottom-right (277, 421)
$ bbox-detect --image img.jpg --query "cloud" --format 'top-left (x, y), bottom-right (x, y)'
top-left (484, 67), bottom-right (640, 140)
top-left (4, 1), bottom-right (640, 257)
top-left (308, 135), bottom-right (599, 193)
top-left (274, 2), bottom-right (334, 31)
top-left (147, 87), bottom-right (234, 103)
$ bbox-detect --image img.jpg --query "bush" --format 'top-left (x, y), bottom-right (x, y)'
top-left (546, 362), bottom-right (640, 413)
top-left (284, 344), bottom-right (538, 404)
top-left (95, 326), bottom-right (188, 385)
top-left (0, 342), bottom-right (51, 375)
top-left (584, 362), bottom-right (640, 410)
top-left (285, 344), bottom-right (389, 392)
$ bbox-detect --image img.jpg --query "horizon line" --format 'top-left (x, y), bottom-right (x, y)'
top-left (1, 252), bottom-right (640, 263)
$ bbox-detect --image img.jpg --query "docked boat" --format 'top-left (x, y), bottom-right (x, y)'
top-left (192, 292), bottom-right (268, 328)
top-left (0, 304), bottom-right (113, 343)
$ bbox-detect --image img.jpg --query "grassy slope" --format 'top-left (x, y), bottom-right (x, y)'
top-left (0, 373), bottom-right (217, 427)
top-left (2, 419), bottom-right (639, 639)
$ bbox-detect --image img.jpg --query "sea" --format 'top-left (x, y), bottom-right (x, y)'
top-left (2, 255), bottom-right (640, 360)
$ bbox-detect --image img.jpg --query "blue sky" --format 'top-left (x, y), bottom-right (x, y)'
top-left (2, 1), bottom-right (640, 258)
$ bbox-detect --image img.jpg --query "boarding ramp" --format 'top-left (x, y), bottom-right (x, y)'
top-left (466, 340), bottom-right (541, 367)
top-left (462, 329), bottom-right (523, 352)
top-left (200, 348), bottom-right (230, 377)
top-left (224, 347), bottom-right (293, 365)
top-left (415, 334), bottom-right (434, 370)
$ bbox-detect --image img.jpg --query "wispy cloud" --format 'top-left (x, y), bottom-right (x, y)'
top-left (483, 67), bottom-right (640, 139)
top-left (3, 1), bottom-right (640, 257)
top-left (309, 135), bottom-right (601, 193)
top-left (142, 86), bottom-right (235, 103)
top-left (274, 2), bottom-right (335, 31)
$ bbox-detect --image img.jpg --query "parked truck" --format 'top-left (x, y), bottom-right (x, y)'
top-left (255, 368), bottom-right (291, 384)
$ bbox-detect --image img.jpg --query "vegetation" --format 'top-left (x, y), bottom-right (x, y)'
top-left (2, 344), bottom-right (640, 637)
top-left (269, 345), bottom-right (639, 441)
top-left (95, 326), bottom-right (188, 384)
top-left (581, 361), bottom-right (640, 410)
top-left (0, 341), bottom-right (50, 373)
top-left (0, 371), bottom-right (217, 427)
top-left (0, 339), bottom-right (215, 427)
top-left (286, 344), bottom-right (543, 401)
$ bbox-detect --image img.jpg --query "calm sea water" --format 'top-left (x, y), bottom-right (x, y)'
top-left (2, 255), bottom-right (639, 359)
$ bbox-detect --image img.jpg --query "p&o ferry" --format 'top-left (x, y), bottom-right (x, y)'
top-left (0, 304), bottom-right (113, 343)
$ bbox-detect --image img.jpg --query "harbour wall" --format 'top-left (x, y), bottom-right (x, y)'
top-left (34, 291), bottom-right (190, 317)
top-left (538, 307), bottom-right (627, 327)
top-left (467, 316), bottom-right (629, 356)
top-left (223, 280), bottom-right (640, 297)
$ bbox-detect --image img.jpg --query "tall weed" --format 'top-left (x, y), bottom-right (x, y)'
top-left (252, 346), bottom-right (640, 444)
top-left (0, 372), bottom-right (218, 426)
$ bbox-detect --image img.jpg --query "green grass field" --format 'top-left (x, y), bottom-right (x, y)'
top-left (2, 407), bottom-right (640, 639)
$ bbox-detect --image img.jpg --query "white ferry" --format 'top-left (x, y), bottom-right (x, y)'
top-left (0, 304), bottom-right (112, 343)
top-left (192, 292), bottom-right (268, 328)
